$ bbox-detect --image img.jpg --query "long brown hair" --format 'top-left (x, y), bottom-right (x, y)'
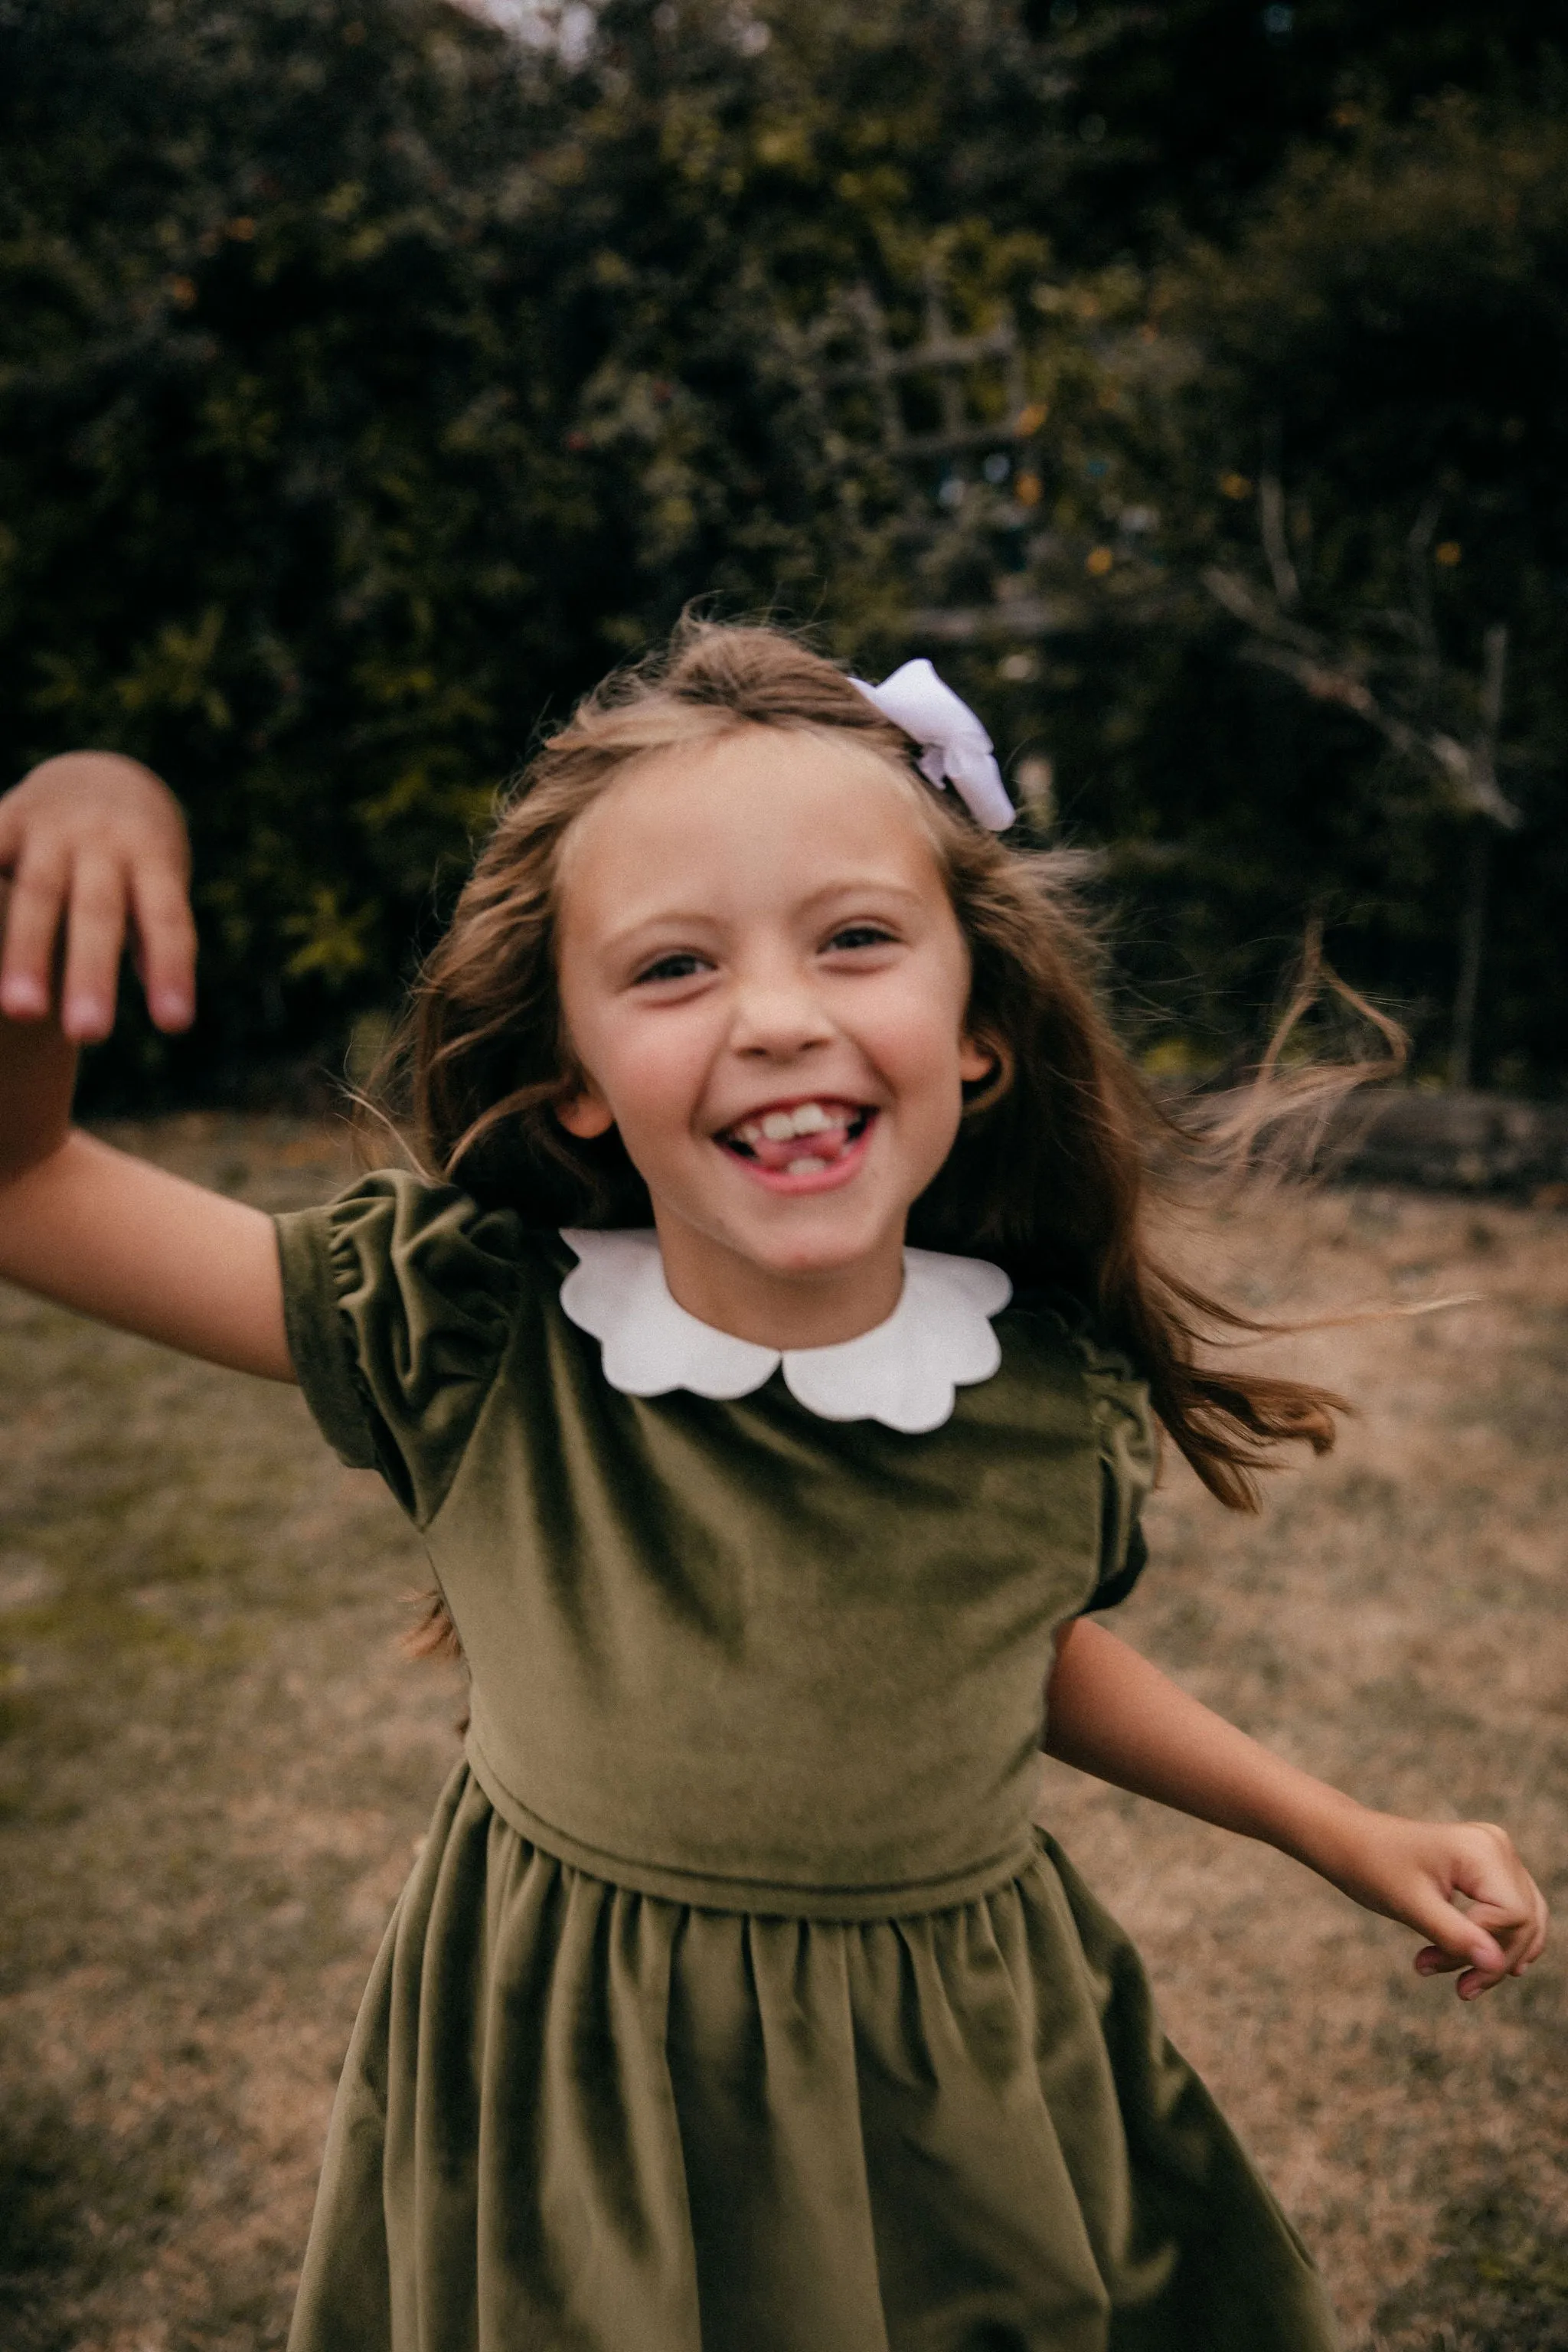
top-left (381, 615), bottom-right (1347, 1514)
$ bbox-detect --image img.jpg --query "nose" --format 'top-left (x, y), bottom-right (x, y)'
top-left (727, 959), bottom-right (836, 1061)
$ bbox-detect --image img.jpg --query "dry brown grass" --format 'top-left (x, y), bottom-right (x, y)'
top-left (1, 1116), bottom-right (1564, 2350)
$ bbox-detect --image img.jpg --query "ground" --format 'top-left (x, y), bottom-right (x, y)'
top-left (1, 1115), bottom-right (1564, 2351)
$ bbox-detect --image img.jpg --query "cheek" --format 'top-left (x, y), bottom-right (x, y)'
top-left (581, 1015), bottom-right (712, 1146)
top-left (867, 963), bottom-right (975, 1095)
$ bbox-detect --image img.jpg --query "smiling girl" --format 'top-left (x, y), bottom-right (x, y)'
top-left (0, 621), bottom-right (1547, 2352)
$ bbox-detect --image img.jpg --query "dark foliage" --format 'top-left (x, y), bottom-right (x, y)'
top-left (1, 0), bottom-right (1563, 1098)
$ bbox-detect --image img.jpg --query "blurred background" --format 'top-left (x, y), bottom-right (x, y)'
top-left (5, 12), bottom-right (1568, 2349)
top-left (3, 0), bottom-right (1565, 1106)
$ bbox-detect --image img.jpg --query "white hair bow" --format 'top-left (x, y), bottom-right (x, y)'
top-left (851, 658), bottom-right (1014, 831)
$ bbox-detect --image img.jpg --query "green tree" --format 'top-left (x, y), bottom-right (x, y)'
top-left (3, 0), bottom-right (1565, 1094)
top-left (1045, 97), bottom-right (1568, 1083)
top-left (2, 0), bottom-right (597, 1086)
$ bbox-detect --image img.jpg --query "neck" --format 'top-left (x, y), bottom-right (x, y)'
top-left (652, 1215), bottom-right (906, 1349)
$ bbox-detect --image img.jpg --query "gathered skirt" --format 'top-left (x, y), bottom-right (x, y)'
top-left (287, 1762), bottom-right (1341, 2352)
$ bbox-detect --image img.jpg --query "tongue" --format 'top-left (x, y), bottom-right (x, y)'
top-left (743, 1122), bottom-right (853, 1171)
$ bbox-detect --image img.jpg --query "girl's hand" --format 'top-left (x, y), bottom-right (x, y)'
top-left (1045, 1622), bottom-right (1547, 2002)
top-left (0, 753), bottom-right (289, 1383)
top-left (1316, 1810), bottom-right (1549, 2001)
top-left (0, 752), bottom-right (197, 1040)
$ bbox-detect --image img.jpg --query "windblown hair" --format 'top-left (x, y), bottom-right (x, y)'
top-left (380, 615), bottom-right (1349, 1514)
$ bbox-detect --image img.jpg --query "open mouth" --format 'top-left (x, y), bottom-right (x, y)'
top-left (717, 1098), bottom-right (875, 1179)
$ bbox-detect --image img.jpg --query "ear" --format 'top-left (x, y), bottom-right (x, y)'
top-left (958, 1026), bottom-right (1014, 1116)
top-left (555, 1082), bottom-right (616, 1140)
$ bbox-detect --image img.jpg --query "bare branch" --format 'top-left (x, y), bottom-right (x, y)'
top-left (1236, 641), bottom-right (1379, 723)
top-left (1405, 492), bottom-right (1442, 708)
top-left (1461, 623), bottom-right (1518, 827)
top-left (1201, 566), bottom-right (1318, 655)
top-left (1204, 550), bottom-right (1521, 830)
top-left (1479, 621), bottom-right (1508, 744)
top-left (1258, 472), bottom-right (1300, 610)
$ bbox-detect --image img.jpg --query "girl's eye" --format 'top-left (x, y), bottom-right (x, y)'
top-left (825, 923), bottom-right (897, 953)
top-left (632, 951), bottom-right (710, 985)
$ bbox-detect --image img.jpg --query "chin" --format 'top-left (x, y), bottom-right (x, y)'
top-left (738, 1210), bottom-right (900, 1282)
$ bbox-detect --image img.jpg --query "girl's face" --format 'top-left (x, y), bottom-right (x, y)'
top-left (554, 724), bottom-right (991, 1349)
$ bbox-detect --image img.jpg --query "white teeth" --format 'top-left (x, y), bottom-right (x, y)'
top-left (789, 1102), bottom-right (833, 1135)
top-left (786, 1156), bottom-right (829, 1175)
top-left (730, 1100), bottom-right (861, 1149)
top-left (750, 1101), bottom-right (844, 1142)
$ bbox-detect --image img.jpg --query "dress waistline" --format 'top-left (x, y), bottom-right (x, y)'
top-left (463, 1733), bottom-right (1039, 1922)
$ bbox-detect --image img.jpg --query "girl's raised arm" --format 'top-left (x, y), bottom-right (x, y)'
top-left (0, 753), bottom-right (294, 1382)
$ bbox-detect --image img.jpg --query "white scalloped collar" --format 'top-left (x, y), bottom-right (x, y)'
top-left (558, 1228), bottom-right (1011, 1435)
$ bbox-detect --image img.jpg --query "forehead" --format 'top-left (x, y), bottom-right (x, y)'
top-left (558, 725), bottom-right (946, 921)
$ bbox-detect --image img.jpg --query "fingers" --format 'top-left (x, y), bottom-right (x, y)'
top-left (1409, 1909), bottom-right (1507, 2001)
top-left (1, 842), bottom-right (194, 1038)
top-left (1407, 1822), bottom-right (1550, 2001)
top-left (0, 844), bottom-right (71, 1023)
top-left (1413, 1938), bottom-right (1506, 2000)
top-left (0, 782), bottom-right (25, 874)
top-left (1452, 1822), bottom-right (1551, 1984)
top-left (60, 852), bottom-right (131, 1043)
top-left (129, 864), bottom-right (198, 1032)
top-left (1488, 1874), bottom-right (1551, 1978)
top-left (0, 755), bottom-right (196, 1036)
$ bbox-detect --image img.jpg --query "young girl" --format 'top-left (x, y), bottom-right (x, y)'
top-left (0, 622), bottom-right (1547, 2352)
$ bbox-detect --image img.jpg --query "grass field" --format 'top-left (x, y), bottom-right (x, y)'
top-left (2, 1116), bottom-right (1564, 2350)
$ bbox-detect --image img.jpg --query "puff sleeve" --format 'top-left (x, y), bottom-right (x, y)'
top-left (1073, 1328), bottom-right (1158, 1614)
top-left (273, 1170), bottom-right (528, 1527)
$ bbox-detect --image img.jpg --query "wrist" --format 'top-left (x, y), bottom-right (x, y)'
top-left (1270, 1782), bottom-right (1382, 1882)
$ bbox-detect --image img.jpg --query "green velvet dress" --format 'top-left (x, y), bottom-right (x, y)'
top-left (273, 1172), bottom-right (1341, 2352)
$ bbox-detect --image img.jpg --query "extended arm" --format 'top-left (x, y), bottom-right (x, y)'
top-left (0, 755), bottom-right (292, 1380)
top-left (1045, 1615), bottom-right (1547, 1999)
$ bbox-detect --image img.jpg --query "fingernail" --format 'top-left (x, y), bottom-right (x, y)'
top-left (152, 989), bottom-right (192, 1027)
top-left (0, 975), bottom-right (47, 1014)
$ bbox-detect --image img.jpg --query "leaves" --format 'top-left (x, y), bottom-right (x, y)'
top-left (2, 0), bottom-right (1564, 1096)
